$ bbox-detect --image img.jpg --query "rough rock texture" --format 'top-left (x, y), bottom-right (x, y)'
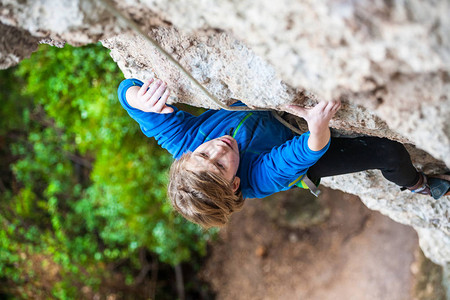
top-left (0, 23), bottom-right (40, 69)
top-left (0, 0), bottom-right (121, 68)
top-left (1, 0), bottom-right (449, 277)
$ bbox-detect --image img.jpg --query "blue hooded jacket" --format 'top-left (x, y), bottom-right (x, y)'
top-left (118, 78), bottom-right (329, 199)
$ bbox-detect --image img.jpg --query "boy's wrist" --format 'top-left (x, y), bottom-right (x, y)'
top-left (309, 123), bottom-right (329, 136)
top-left (307, 127), bottom-right (330, 151)
top-left (125, 86), bottom-right (140, 109)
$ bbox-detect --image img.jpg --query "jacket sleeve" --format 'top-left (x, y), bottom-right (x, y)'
top-left (248, 132), bottom-right (330, 197)
top-left (118, 78), bottom-right (198, 158)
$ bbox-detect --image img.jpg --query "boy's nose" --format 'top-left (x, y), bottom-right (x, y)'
top-left (210, 145), bottom-right (227, 157)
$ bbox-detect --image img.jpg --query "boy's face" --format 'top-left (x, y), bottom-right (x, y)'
top-left (187, 135), bottom-right (241, 192)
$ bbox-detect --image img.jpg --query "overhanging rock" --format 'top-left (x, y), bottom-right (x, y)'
top-left (1, 0), bottom-right (449, 272)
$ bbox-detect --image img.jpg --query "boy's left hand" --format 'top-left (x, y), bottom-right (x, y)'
top-left (126, 78), bottom-right (174, 114)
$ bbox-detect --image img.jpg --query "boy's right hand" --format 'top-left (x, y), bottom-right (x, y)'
top-left (283, 100), bottom-right (341, 151)
top-left (126, 78), bottom-right (174, 114)
top-left (284, 100), bottom-right (341, 135)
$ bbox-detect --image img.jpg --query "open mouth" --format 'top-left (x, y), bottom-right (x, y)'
top-left (220, 138), bottom-right (233, 149)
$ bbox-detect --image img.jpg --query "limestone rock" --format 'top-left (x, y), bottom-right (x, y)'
top-left (0, 23), bottom-right (39, 69)
top-left (1, 0), bottom-right (449, 272)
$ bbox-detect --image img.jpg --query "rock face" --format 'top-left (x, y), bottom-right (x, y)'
top-left (1, 0), bottom-right (449, 272)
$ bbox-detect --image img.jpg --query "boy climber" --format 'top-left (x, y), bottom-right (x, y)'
top-left (118, 78), bottom-right (450, 228)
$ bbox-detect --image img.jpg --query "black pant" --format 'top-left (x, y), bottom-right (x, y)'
top-left (307, 137), bottom-right (420, 187)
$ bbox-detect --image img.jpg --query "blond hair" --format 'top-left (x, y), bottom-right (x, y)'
top-left (168, 152), bottom-right (244, 228)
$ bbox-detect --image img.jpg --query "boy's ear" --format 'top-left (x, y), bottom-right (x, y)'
top-left (232, 177), bottom-right (240, 194)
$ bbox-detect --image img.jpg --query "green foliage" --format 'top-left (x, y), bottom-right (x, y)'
top-left (0, 43), bottom-right (212, 298)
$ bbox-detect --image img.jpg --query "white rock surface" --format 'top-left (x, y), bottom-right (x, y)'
top-left (1, 0), bottom-right (449, 272)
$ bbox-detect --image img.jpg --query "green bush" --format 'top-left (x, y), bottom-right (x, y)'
top-left (0, 43), bottom-right (213, 298)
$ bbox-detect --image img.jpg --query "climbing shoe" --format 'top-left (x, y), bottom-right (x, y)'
top-left (408, 173), bottom-right (450, 199)
top-left (428, 173), bottom-right (450, 199)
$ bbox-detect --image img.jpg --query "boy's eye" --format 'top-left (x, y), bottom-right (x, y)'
top-left (200, 152), bottom-right (209, 158)
top-left (216, 163), bottom-right (225, 170)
